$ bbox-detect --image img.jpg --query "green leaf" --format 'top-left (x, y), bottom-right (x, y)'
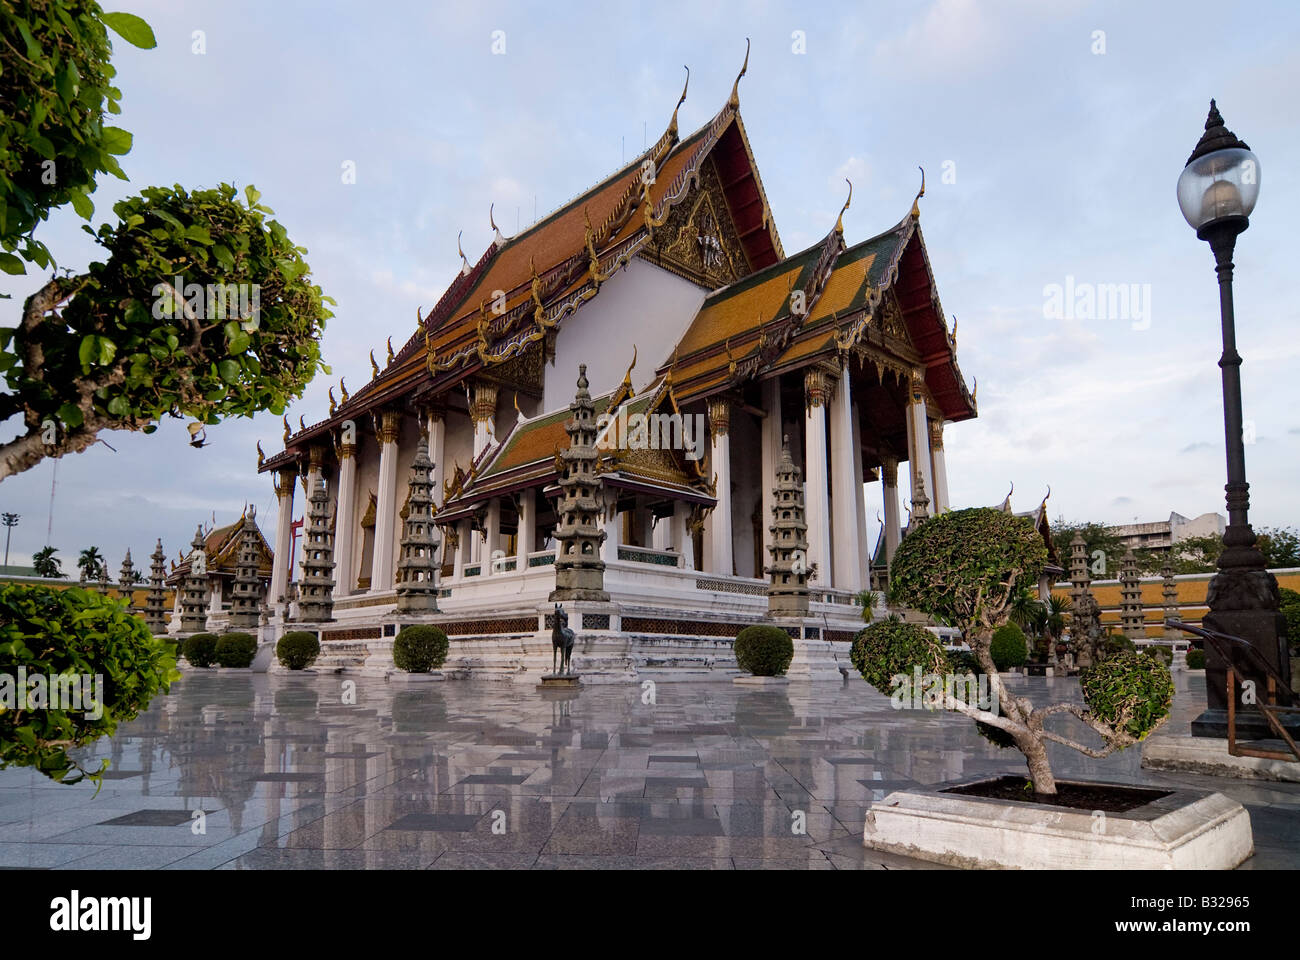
top-left (100, 126), bottom-right (133, 156)
top-left (69, 191), bottom-right (94, 221)
top-left (57, 404), bottom-right (84, 429)
top-left (106, 396), bottom-right (130, 417)
top-left (217, 359), bottom-right (240, 382)
top-left (99, 12), bottom-right (158, 49)
top-left (0, 253), bottom-right (25, 275)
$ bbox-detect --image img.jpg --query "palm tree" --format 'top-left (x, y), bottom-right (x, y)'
top-left (1044, 593), bottom-right (1070, 645)
top-left (32, 546), bottom-right (66, 579)
top-left (1009, 586), bottom-right (1045, 632)
top-left (77, 546), bottom-right (104, 582)
top-left (855, 589), bottom-right (881, 623)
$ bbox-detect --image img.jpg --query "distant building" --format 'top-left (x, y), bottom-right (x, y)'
top-left (1107, 511), bottom-right (1225, 553)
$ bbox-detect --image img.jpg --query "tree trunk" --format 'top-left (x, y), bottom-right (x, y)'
top-left (1017, 731), bottom-right (1057, 795)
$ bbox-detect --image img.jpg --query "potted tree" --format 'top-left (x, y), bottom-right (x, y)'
top-left (853, 507), bottom-right (1252, 869)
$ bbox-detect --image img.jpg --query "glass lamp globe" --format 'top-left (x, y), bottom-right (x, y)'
top-left (1178, 146), bottom-right (1260, 232)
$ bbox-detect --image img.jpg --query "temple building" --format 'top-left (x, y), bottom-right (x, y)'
top-left (164, 511), bottom-right (274, 634)
top-left (254, 56), bottom-right (975, 678)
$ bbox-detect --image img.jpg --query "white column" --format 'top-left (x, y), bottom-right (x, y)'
top-left (602, 504), bottom-right (620, 563)
top-left (852, 400), bottom-right (870, 585)
top-left (270, 466), bottom-right (296, 610)
top-left (333, 439), bottom-right (358, 598)
top-left (454, 518), bottom-right (471, 578)
top-left (930, 419), bottom-right (950, 513)
top-left (428, 409), bottom-right (446, 508)
top-left (707, 399), bottom-right (733, 576)
top-left (485, 498), bottom-right (502, 574)
top-left (672, 501), bottom-right (694, 569)
top-left (370, 409), bottom-right (400, 592)
top-left (517, 488), bottom-right (536, 565)
top-left (907, 371), bottom-right (934, 517)
top-left (760, 378), bottom-right (783, 564)
top-left (829, 363), bottom-right (863, 592)
top-left (804, 369), bottom-right (832, 588)
top-left (471, 381), bottom-right (497, 459)
top-left (882, 456), bottom-right (901, 564)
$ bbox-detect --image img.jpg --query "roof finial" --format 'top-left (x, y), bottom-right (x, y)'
top-left (339, 377), bottom-right (349, 402)
top-left (835, 178), bottom-right (852, 235)
top-left (386, 336), bottom-right (395, 364)
top-left (621, 344), bottom-right (637, 389)
top-left (282, 415), bottom-right (291, 443)
top-left (668, 65), bottom-right (689, 140)
top-left (728, 38), bottom-right (750, 110)
top-left (457, 230), bottom-right (471, 276)
top-left (513, 391), bottom-right (524, 422)
top-left (949, 314), bottom-right (957, 347)
top-left (370, 350), bottom-right (380, 378)
top-left (490, 203), bottom-right (505, 244)
top-left (971, 376), bottom-right (977, 401)
top-left (256, 440), bottom-right (265, 469)
top-left (911, 166), bottom-right (926, 219)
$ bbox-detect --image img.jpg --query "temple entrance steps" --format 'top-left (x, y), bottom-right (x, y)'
top-left (314, 640), bottom-right (369, 673)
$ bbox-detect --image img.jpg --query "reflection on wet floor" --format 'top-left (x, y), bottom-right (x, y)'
top-left (0, 669), bottom-right (1295, 869)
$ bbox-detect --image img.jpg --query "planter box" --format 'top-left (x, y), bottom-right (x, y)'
top-left (214, 667), bottom-right (253, 674)
top-left (732, 675), bottom-right (791, 687)
top-left (862, 776), bottom-right (1252, 869)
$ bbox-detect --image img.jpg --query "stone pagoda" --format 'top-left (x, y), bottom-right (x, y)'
top-left (295, 477), bottom-right (336, 622)
top-left (1119, 548), bottom-right (1144, 640)
top-left (766, 435), bottom-right (810, 617)
top-left (1161, 558), bottom-right (1179, 639)
top-left (117, 550), bottom-right (136, 614)
top-left (395, 436), bottom-right (441, 613)
top-left (550, 364), bottom-right (609, 602)
top-left (145, 539), bottom-right (168, 635)
top-left (179, 526), bottom-right (210, 633)
top-left (228, 507), bottom-right (264, 629)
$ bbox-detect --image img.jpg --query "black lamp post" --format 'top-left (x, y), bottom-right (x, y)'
top-left (1177, 101), bottom-right (1289, 738)
top-left (1, 512), bottom-right (17, 569)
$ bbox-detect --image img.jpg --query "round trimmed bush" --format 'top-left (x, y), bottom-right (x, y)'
top-left (182, 632), bottom-right (219, 668)
top-left (734, 625), bottom-right (794, 677)
top-left (850, 619), bottom-right (949, 695)
top-left (1142, 644), bottom-right (1173, 665)
top-left (215, 632), bottom-right (257, 668)
top-left (276, 631), bottom-right (319, 670)
top-left (0, 584), bottom-right (178, 784)
top-left (990, 623), bottom-right (1028, 671)
top-left (1080, 651), bottom-right (1173, 741)
top-left (393, 625), bottom-right (449, 673)
top-left (1186, 648), bottom-right (1206, 670)
top-left (1282, 603), bottom-right (1300, 653)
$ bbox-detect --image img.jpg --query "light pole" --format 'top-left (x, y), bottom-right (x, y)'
top-left (1176, 100), bottom-right (1289, 738)
top-left (2, 513), bottom-right (18, 569)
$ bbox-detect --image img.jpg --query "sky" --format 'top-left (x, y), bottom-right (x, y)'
top-left (1, 0), bottom-right (1298, 573)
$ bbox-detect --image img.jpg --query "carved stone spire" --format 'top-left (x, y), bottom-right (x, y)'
top-left (117, 550), bottom-right (136, 614)
top-left (766, 435), bottom-right (809, 618)
top-left (1120, 548), bottom-right (1145, 640)
top-left (228, 508), bottom-right (264, 629)
top-left (295, 477), bottom-right (335, 623)
top-left (396, 437), bottom-right (441, 613)
top-left (550, 364), bottom-right (609, 602)
top-left (145, 539), bottom-right (168, 635)
top-left (1161, 557), bottom-right (1179, 639)
top-left (179, 525), bottom-right (209, 634)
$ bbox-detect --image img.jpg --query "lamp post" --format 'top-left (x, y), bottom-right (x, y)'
top-left (1176, 100), bottom-right (1289, 739)
top-left (2, 513), bottom-right (18, 569)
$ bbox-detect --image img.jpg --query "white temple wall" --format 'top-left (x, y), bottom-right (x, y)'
top-left (541, 258), bottom-right (706, 406)
top-left (351, 441), bottom-right (381, 591)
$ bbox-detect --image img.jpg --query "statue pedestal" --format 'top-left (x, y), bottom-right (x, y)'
top-left (537, 674), bottom-right (582, 689)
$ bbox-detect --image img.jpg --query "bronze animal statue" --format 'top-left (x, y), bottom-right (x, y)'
top-left (551, 604), bottom-right (576, 675)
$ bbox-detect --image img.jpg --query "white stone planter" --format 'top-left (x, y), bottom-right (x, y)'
top-left (732, 675), bottom-right (791, 687)
top-left (862, 776), bottom-right (1253, 869)
top-left (214, 667), bottom-right (253, 674)
top-left (1142, 735), bottom-right (1300, 783)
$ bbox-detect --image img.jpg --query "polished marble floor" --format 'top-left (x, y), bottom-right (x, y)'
top-left (0, 668), bottom-right (1295, 869)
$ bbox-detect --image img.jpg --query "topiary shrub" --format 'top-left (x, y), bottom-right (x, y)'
top-left (0, 584), bottom-right (178, 784)
top-left (182, 632), bottom-right (219, 668)
top-left (276, 631), bottom-right (319, 670)
top-left (851, 619), bottom-right (949, 694)
top-left (990, 623), bottom-right (1028, 671)
top-left (1142, 644), bottom-right (1173, 665)
top-left (1282, 603), bottom-right (1300, 654)
top-left (876, 506), bottom-right (1173, 795)
top-left (1081, 652), bottom-right (1173, 740)
top-left (1186, 648), bottom-right (1206, 670)
top-left (215, 632), bottom-right (258, 668)
top-left (392, 625), bottom-right (449, 673)
top-left (734, 625), bottom-right (795, 677)
top-left (1104, 633), bottom-right (1136, 657)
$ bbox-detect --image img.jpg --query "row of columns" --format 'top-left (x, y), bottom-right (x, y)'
top-left (705, 363), bottom-right (951, 592)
